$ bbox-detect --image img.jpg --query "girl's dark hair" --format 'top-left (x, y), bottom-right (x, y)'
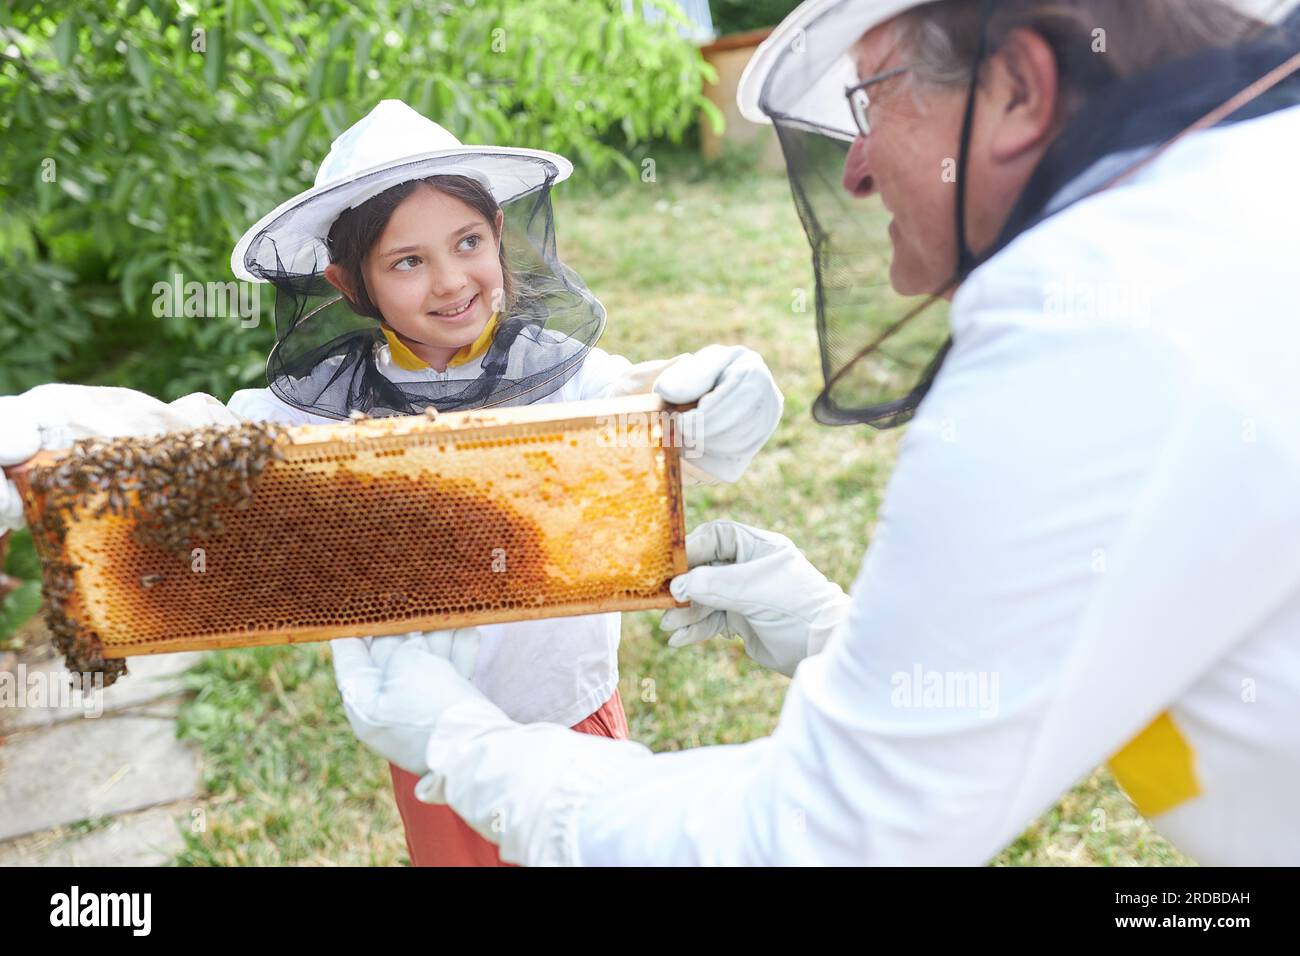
top-left (324, 174), bottom-right (513, 321)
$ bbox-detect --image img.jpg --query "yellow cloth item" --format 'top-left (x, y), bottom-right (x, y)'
top-left (381, 312), bottom-right (499, 372)
top-left (1107, 710), bottom-right (1202, 818)
top-left (381, 327), bottom-right (429, 371)
top-left (449, 311), bottom-right (499, 368)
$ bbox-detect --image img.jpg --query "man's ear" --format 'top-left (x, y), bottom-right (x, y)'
top-left (983, 27), bottom-right (1060, 162)
top-left (324, 263), bottom-right (357, 304)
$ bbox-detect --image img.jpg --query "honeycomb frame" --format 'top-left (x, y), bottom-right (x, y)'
top-left (10, 394), bottom-right (688, 661)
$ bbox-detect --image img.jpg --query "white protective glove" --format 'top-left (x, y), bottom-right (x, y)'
top-left (651, 345), bottom-right (783, 485)
top-left (332, 627), bottom-right (654, 865)
top-left (0, 384), bottom-right (240, 532)
top-left (661, 520), bottom-right (851, 677)
top-left (330, 628), bottom-right (505, 775)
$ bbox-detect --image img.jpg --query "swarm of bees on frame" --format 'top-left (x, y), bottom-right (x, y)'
top-left (26, 421), bottom-right (291, 687)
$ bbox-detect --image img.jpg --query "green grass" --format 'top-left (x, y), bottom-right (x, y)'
top-left (173, 645), bottom-right (404, 866)
top-left (171, 159), bottom-right (1187, 866)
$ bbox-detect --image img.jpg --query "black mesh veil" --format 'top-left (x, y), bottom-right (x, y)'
top-left (773, 123), bottom-right (953, 427)
top-left (754, 0), bottom-right (1300, 428)
top-left (237, 154), bottom-right (605, 420)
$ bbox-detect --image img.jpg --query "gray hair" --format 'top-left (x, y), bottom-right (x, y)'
top-left (890, 0), bottom-right (1275, 116)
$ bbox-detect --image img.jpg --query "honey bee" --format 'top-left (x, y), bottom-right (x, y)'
top-left (27, 420), bottom-right (290, 685)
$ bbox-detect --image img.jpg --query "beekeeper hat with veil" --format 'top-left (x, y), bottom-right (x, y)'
top-left (737, 0), bottom-right (1300, 428)
top-left (230, 99), bottom-right (606, 420)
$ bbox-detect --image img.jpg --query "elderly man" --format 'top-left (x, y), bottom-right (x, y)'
top-left (333, 0), bottom-right (1300, 865)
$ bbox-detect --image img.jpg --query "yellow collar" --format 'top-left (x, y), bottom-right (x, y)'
top-left (381, 312), bottom-right (499, 372)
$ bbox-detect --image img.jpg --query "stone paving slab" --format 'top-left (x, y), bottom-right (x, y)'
top-left (0, 711), bottom-right (201, 843)
top-left (0, 652), bottom-right (203, 733)
top-left (0, 803), bottom-right (191, 866)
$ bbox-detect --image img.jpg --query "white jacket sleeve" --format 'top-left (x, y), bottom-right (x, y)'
top-left (564, 344), bottom-right (717, 403)
top-left (226, 387), bottom-right (323, 426)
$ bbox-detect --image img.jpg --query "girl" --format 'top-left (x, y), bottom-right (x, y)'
top-left (225, 99), bottom-right (782, 865)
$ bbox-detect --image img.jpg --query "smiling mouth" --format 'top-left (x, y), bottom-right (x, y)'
top-left (428, 293), bottom-right (478, 319)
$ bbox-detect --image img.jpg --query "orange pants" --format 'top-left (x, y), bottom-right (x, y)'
top-left (388, 688), bottom-right (630, 867)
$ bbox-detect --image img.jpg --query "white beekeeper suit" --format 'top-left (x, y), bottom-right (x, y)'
top-left (328, 0), bottom-right (1300, 866)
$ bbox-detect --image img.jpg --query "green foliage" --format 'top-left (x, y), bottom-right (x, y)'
top-left (0, 0), bottom-right (715, 401)
top-left (3, 527), bottom-right (39, 580)
top-left (0, 578), bottom-right (42, 645)
top-left (709, 0), bottom-right (803, 36)
top-left (0, 529), bottom-right (42, 646)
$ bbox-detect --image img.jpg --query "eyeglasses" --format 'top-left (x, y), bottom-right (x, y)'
top-left (845, 65), bottom-right (910, 137)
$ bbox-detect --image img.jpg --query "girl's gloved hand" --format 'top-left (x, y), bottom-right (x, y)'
top-left (652, 345), bottom-right (783, 484)
top-left (0, 384), bottom-right (240, 532)
top-left (661, 520), bottom-right (850, 677)
top-left (331, 628), bottom-right (510, 776)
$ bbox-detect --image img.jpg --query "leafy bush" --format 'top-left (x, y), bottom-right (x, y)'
top-left (709, 0), bottom-right (803, 37)
top-left (0, 0), bottom-right (719, 401)
top-left (0, 529), bottom-right (41, 646)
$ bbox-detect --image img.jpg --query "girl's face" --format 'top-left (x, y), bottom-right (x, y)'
top-left (356, 185), bottom-right (504, 364)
